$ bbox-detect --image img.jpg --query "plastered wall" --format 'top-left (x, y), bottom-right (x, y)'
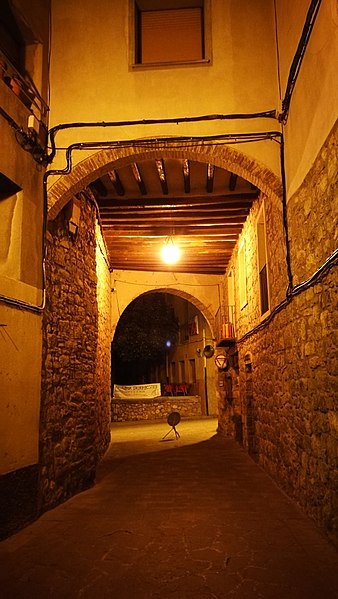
top-left (48, 0), bottom-right (280, 177)
top-left (276, 0), bottom-right (338, 196)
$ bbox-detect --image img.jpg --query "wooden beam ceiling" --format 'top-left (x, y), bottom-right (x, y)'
top-left (85, 158), bottom-right (259, 274)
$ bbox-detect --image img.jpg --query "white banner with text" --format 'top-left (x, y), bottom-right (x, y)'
top-left (113, 383), bottom-right (161, 399)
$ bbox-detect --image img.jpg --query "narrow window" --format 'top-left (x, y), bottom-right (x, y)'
top-left (0, 173), bottom-right (21, 266)
top-left (179, 360), bottom-right (185, 383)
top-left (227, 268), bottom-right (235, 330)
top-left (189, 358), bottom-right (196, 383)
top-left (0, 1), bottom-right (24, 72)
top-left (238, 239), bottom-right (247, 310)
top-left (0, 1), bottom-right (46, 116)
top-left (257, 203), bottom-right (270, 316)
top-left (171, 361), bottom-right (176, 381)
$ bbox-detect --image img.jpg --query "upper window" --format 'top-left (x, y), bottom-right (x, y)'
top-left (238, 239), bottom-right (247, 311)
top-left (0, 1), bottom-right (24, 71)
top-left (132, 0), bottom-right (209, 67)
top-left (0, 1), bottom-right (48, 120)
top-left (257, 203), bottom-right (270, 316)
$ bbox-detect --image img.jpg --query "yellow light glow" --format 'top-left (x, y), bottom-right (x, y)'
top-left (161, 239), bottom-right (181, 264)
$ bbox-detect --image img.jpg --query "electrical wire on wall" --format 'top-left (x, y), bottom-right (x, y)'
top-left (46, 110), bottom-right (278, 165)
top-left (232, 0), bottom-right (331, 346)
top-left (0, 108), bottom-right (47, 313)
top-left (44, 130), bottom-right (282, 181)
top-left (278, 0), bottom-right (322, 124)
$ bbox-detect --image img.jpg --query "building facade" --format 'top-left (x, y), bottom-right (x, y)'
top-left (0, 0), bottom-right (337, 544)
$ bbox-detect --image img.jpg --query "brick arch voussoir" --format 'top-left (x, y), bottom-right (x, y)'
top-left (47, 143), bottom-right (282, 220)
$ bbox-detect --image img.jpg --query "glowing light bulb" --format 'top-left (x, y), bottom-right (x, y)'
top-left (161, 240), bottom-right (181, 264)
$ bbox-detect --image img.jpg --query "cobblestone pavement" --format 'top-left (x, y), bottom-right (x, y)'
top-left (1, 418), bottom-right (337, 598)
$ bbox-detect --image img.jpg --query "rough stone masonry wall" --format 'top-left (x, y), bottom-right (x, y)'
top-left (219, 124), bottom-right (337, 545)
top-left (239, 268), bottom-right (337, 544)
top-left (217, 187), bottom-right (288, 447)
top-left (287, 122), bottom-right (338, 285)
top-left (94, 219), bottom-right (112, 459)
top-left (112, 396), bottom-right (202, 422)
top-left (40, 197), bottom-right (111, 511)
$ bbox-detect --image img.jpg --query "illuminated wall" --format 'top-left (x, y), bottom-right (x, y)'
top-left (0, 0), bottom-right (50, 538)
top-left (47, 0), bottom-right (280, 180)
top-left (217, 0), bottom-right (338, 541)
top-left (40, 195), bottom-right (111, 510)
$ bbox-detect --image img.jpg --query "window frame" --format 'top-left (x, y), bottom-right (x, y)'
top-left (0, 1), bottom-right (47, 120)
top-left (256, 201), bottom-right (270, 317)
top-left (129, 0), bottom-right (211, 69)
top-left (189, 358), bottom-right (196, 383)
top-left (0, 1), bottom-right (24, 72)
top-left (238, 239), bottom-right (248, 311)
top-left (179, 359), bottom-right (186, 383)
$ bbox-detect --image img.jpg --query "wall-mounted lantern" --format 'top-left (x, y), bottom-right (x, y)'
top-left (67, 198), bottom-right (81, 239)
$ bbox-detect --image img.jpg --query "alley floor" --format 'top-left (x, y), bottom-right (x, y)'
top-left (0, 418), bottom-right (337, 598)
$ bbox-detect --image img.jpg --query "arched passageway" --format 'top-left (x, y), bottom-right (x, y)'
top-left (111, 290), bottom-right (217, 421)
top-left (41, 140), bottom-right (282, 513)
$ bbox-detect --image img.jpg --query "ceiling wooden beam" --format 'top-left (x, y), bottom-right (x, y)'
top-left (131, 162), bottom-right (147, 195)
top-left (101, 214), bottom-right (246, 224)
top-left (207, 163), bottom-right (215, 193)
top-left (97, 192), bottom-right (256, 209)
top-left (107, 170), bottom-right (125, 196)
top-left (229, 172), bottom-right (238, 191)
top-left (99, 207), bottom-right (250, 218)
top-left (182, 159), bottom-right (190, 193)
top-left (89, 179), bottom-right (108, 197)
top-left (110, 254), bottom-right (230, 261)
top-left (103, 226), bottom-right (243, 236)
top-left (109, 264), bottom-right (228, 275)
top-left (155, 159), bottom-right (168, 194)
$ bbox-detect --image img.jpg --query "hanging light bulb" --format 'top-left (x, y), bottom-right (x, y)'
top-left (161, 237), bottom-right (181, 265)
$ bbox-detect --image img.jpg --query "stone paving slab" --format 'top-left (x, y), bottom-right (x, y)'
top-left (0, 418), bottom-right (337, 598)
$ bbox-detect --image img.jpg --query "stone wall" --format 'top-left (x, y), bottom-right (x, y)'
top-left (40, 196), bottom-right (111, 511)
top-left (94, 219), bottom-right (112, 460)
top-left (238, 268), bottom-right (337, 544)
top-left (218, 125), bottom-right (338, 545)
top-left (217, 187), bottom-right (287, 447)
top-left (287, 122), bottom-right (338, 284)
top-left (112, 396), bottom-right (202, 422)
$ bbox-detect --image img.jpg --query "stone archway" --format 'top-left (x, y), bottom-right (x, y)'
top-left (111, 287), bottom-right (218, 421)
top-left (41, 140), bottom-right (283, 503)
top-left (112, 286), bottom-right (216, 343)
top-left (47, 142), bottom-right (282, 220)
